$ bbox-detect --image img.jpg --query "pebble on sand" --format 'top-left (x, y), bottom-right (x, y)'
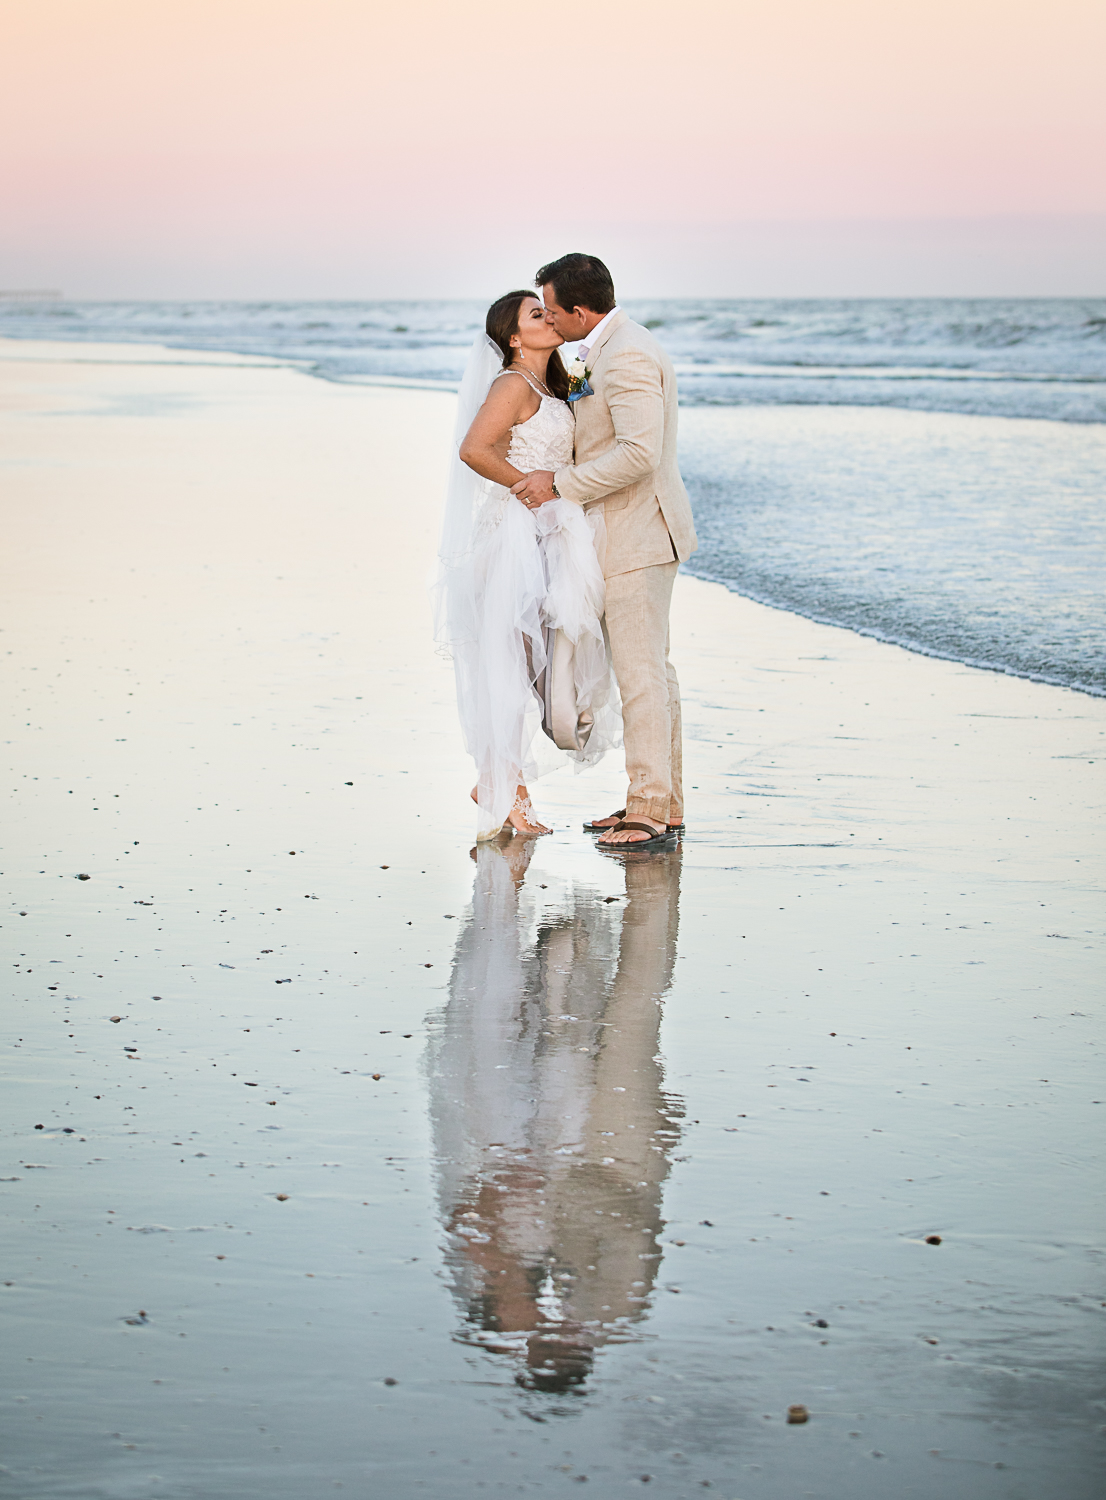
top-left (926, 1234), bottom-right (943, 1245)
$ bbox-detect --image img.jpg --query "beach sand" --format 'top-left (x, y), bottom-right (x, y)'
top-left (1, 340), bottom-right (1102, 1498)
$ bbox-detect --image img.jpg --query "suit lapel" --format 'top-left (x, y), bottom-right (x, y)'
top-left (583, 308), bottom-right (627, 374)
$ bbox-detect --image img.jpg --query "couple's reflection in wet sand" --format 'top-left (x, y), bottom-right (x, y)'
top-left (426, 835), bottom-right (684, 1392)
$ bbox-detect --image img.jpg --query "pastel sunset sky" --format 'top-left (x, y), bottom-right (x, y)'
top-left (2, 0), bottom-right (1103, 296)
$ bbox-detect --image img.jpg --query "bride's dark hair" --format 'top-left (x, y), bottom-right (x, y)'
top-left (485, 290), bottom-right (569, 401)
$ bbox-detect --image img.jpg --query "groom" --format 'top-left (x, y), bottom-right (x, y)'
top-left (511, 253), bottom-right (698, 847)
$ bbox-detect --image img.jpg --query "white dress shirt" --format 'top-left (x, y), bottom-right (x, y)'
top-left (571, 304), bottom-right (620, 364)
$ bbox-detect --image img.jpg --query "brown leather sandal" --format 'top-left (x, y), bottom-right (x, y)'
top-left (583, 808), bottom-right (626, 831)
top-left (585, 809), bottom-right (685, 835)
top-left (596, 820), bottom-right (678, 852)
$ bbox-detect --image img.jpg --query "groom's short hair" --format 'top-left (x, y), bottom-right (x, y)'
top-left (536, 254), bottom-right (615, 315)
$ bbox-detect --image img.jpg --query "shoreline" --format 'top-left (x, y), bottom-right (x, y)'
top-left (680, 556), bottom-right (1105, 698)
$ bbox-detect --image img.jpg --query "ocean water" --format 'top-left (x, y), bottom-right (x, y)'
top-left (3, 296), bottom-right (1104, 693)
top-left (681, 405), bottom-right (1105, 695)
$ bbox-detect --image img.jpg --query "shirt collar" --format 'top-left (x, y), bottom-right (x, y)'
top-left (572, 304), bottom-right (620, 360)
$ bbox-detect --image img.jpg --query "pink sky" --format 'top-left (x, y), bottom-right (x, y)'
top-left (2, 0), bottom-right (1103, 296)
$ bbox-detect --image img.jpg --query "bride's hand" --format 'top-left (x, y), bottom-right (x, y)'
top-left (511, 470), bottom-right (556, 508)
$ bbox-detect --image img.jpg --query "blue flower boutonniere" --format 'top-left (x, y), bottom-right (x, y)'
top-left (566, 356), bottom-right (593, 403)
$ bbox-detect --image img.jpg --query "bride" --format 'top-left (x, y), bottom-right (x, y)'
top-left (434, 291), bottom-right (620, 840)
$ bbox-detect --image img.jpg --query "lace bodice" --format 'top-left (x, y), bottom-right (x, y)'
top-left (506, 385), bottom-right (574, 473)
top-left (470, 375), bottom-right (576, 540)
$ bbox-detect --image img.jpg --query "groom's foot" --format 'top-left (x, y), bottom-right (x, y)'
top-left (597, 815), bottom-right (668, 847)
top-left (583, 808), bottom-right (626, 831)
top-left (587, 807), bottom-right (684, 834)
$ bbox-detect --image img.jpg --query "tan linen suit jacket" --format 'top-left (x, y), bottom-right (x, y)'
top-left (553, 310), bottom-right (697, 579)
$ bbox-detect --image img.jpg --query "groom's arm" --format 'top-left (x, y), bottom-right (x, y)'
top-left (554, 347), bottom-right (664, 506)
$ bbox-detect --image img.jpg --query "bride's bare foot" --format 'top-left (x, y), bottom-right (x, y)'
top-left (506, 785), bottom-right (551, 837)
top-left (471, 784), bottom-right (550, 837)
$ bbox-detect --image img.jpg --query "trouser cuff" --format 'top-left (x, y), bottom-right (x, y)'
top-left (627, 795), bottom-right (671, 824)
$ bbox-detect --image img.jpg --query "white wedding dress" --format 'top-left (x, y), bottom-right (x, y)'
top-left (435, 340), bottom-right (621, 840)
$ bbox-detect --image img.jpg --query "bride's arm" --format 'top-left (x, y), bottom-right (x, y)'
top-left (458, 373), bottom-right (538, 488)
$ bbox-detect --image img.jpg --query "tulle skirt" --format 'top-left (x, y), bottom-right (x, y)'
top-left (444, 496), bottom-right (621, 839)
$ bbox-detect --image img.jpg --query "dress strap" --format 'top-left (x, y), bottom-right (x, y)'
top-left (497, 368), bottom-right (547, 400)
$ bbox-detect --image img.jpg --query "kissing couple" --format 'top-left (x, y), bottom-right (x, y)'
top-left (434, 253), bottom-right (698, 850)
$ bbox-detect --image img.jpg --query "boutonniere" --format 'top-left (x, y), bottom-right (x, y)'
top-left (566, 356), bottom-right (594, 403)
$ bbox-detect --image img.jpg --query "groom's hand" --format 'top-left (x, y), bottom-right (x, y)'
top-left (511, 470), bottom-right (556, 508)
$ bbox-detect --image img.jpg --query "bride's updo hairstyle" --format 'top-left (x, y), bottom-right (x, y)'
top-left (485, 290), bottom-right (570, 401)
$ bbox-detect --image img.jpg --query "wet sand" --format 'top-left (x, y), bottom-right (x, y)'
top-left (1, 340), bottom-right (1103, 1499)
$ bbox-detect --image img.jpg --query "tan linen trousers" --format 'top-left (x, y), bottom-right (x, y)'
top-left (604, 559), bottom-right (682, 824)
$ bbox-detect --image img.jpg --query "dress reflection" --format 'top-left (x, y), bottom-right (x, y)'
top-left (426, 835), bottom-right (683, 1391)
